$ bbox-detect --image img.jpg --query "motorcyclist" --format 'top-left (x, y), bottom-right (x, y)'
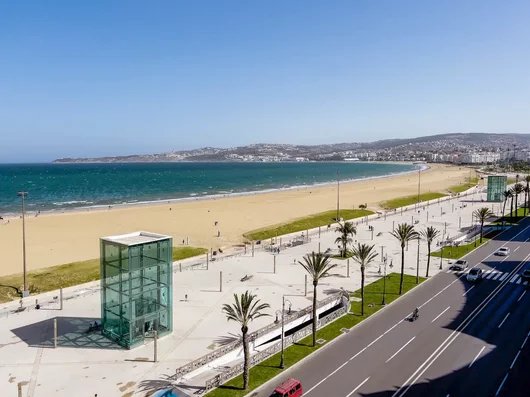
top-left (412, 307), bottom-right (419, 320)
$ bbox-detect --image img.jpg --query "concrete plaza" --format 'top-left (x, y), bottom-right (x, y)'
top-left (0, 187), bottom-right (502, 397)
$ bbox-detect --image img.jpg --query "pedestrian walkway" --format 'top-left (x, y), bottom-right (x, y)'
top-left (0, 186), bottom-right (504, 396)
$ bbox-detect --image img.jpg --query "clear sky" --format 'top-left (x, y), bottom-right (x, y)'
top-left (1, 1), bottom-right (530, 162)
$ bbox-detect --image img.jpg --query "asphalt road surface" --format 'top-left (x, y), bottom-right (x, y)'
top-left (252, 217), bottom-right (530, 397)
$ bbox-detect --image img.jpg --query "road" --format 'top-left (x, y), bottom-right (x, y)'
top-left (251, 217), bottom-right (530, 397)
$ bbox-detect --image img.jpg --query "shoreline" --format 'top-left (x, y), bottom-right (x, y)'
top-left (0, 161), bottom-right (423, 219)
top-left (0, 163), bottom-right (469, 277)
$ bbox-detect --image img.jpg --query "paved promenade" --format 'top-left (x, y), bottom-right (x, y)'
top-left (0, 187), bottom-right (499, 397)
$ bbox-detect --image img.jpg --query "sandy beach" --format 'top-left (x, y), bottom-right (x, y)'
top-left (0, 163), bottom-right (472, 277)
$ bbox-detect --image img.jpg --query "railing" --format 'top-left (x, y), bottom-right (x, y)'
top-left (173, 292), bottom-right (343, 380)
top-left (204, 305), bottom-right (348, 391)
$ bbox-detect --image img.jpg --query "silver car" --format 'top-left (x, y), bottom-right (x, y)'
top-left (452, 260), bottom-right (469, 271)
top-left (466, 268), bottom-right (483, 282)
top-left (496, 247), bottom-right (510, 256)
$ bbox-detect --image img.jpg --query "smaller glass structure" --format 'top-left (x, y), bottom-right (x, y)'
top-left (100, 231), bottom-right (173, 349)
top-left (487, 175), bottom-right (507, 202)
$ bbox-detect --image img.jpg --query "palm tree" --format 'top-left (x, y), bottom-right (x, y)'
top-left (510, 187), bottom-right (515, 223)
top-left (420, 226), bottom-right (441, 278)
top-left (335, 221), bottom-right (356, 258)
top-left (298, 252), bottom-right (337, 346)
top-left (222, 291), bottom-right (270, 390)
top-left (350, 243), bottom-right (378, 316)
top-left (502, 190), bottom-right (512, 221)
top-left (513, 183), bottom-right (525, 220)
top-left (390, 223), bottom-right (419, 295)
top-left (473, 207), bottom-right (494, 243)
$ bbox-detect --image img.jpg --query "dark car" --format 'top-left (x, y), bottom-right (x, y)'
top-left (466, 268), bottom-right (483, 282)
top-left (521, 269), bottom-right (530, 282)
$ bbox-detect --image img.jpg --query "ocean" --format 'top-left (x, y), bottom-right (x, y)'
top-left (0, 162), bottom-right (418, 215)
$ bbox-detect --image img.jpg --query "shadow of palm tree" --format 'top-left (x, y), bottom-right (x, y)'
top-left (213, 333), bottom-right (240, 346)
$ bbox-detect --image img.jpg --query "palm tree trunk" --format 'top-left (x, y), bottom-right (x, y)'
top-left (515, 194), bottom-right (519, 220)
top-left (361, 265), bottom-right (365, 316)
top-left (242, 328), bottom-right (249, 389)
top-left (480, 221), bottom-right (484, 243)
top-left (502, 199), bottom-right (507, 220)
top-left (425, 242), bottom-right (431, 277)
top-left (312, 282), bottom-right (317, 347)
top-left (399, 246), bottom-right (405, 295)
top-left (511, 197), bottom-right (514, 223)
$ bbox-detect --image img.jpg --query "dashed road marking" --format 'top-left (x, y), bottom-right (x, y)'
top-left (468, 345), bottom-right (486, 368)
top-left (498, 313), bottom-right (511, 329)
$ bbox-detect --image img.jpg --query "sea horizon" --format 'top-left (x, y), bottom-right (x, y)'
top-left (0, 161), bottom-right (420, 216)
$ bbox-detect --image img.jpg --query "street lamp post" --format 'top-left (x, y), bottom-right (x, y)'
top-left (382, 257), bottom-right (392, 305)
top-left (17, 191), bottom-right (29, 297)
top-left (280, 297), bottom-right (293, 369)
top-left (417, 168), bottom-right (421, 209)
top-left (336, 170), bottom-right (340, 222)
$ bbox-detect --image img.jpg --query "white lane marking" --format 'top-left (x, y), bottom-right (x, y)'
top-left (462, 286), bottom-right (475, 296)
top-left (510, 350), bottom-right (521, 370)
top-left (305, 319), bottom-right (402, 395)
top-left (517, 290), bottom-right (526, 302)
top-left (386, 337), bottom-right (416, 363)
top-left (492, 272), bottom-right (503, 280)
top-left (514, 246), bottom-right (520, 252)
top-left (348, 321), bottom-right (401, 361)
top-left (484, 269), bottom-right (492, 276)
top-left (515, 276), bottom-right (522, 284)
top-left (344, 376), bottom-right (370, 397)
top-left (485, 271), bottom-right (497, 280)
top-left (498, 313), bottom-right (511, 329)
top-left (392, 248), bottom-right (530, 397)
top-left (521, 335), bottom-right (529, 349)
top-left (499, 273), bottom-right (509, 282)
top-left (509, 274), bottom-right (519, 283)
top-left (495, 373), bottom-right (509, 396)
top-left (468, 345), bottom-right (486, 368)
top-left (431, 306), bottom-right (451, 323)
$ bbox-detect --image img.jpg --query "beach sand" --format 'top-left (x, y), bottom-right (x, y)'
top-left (0, 163), bottom-right (473, 277)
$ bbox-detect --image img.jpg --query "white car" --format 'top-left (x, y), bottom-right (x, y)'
top-left (452, 260), bottom-right (468, 271)
top-left (496, 247), bottom-right (510, 256)
top-left (466, 268), bottom-right (483, 282)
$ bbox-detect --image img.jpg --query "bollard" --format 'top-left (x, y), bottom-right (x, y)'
top-left (60, 288), bottom-right (63, 310)
top-left (304, 275), bottom-right (308, 296)
top-left (179, 263), bottom-right (182, 272)
top-left (54, 318), bottom-right (58, 348)
top-left (252, 242), bottom-right (255, 257)
top-left (273, 255), bottom-right (276, 274)
top-left (206, 253), bottom-right (209, 270)
top-left (319, 226), bottom-right (321, 238)
top-left (318, 242), bottom-right (321, 253)
top-left (153, 330), bottom-right (158, 362)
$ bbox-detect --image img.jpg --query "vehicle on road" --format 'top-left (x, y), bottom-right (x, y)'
top-left (521, 269), bottom-right (530, 283)
top-left (452, 259), bottom-right (469, 271)
top-left (495, 247), bottom-right (510, 256)
top-left (466, 268), bottom-right (483, 282)
top-left (271, 378), bottom-right (303, 397)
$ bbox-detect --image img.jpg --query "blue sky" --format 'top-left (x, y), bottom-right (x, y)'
top-left (1, 1), bottom-right (530, 162)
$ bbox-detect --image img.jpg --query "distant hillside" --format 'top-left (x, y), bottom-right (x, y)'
top-left (53, 132), bottom-right (530, 163)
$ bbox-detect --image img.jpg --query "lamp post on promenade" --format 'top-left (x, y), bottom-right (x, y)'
top-left (417, 168), bottom-right (421, 209)
top-left (336, 170), bottom-right (340, 222)
top-left (17, 191), bottom-right (29, 297)
top-left (382, 257), bottom-right (392, 305)
top-left (280, 296), bottom-right (293, 369)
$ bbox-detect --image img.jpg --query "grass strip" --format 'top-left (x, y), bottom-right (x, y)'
top-left (0, 246), bottom-right (207, 304)
top-left (447, 177), bottom-right (479, 194)
top-left (243, 209), bottom-right (373, 241)
top-left (206, 273), bottom-right (425, 396)
top-left (380, 192), bottom-right (447, 210)
top-left (430, 239), bottom-right (489, 260)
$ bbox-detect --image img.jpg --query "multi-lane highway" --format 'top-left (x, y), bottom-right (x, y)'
top-left (253, 217), bottom-right (530, 397)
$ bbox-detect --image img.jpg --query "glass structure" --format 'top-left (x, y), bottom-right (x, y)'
top-left (100, 231), bottom-right (173, 349)
top-left (487, 175), bottom-right (507, 202)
